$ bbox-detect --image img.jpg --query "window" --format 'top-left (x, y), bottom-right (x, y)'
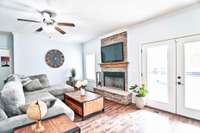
top-left (85, 53), bottom-right (95, 80)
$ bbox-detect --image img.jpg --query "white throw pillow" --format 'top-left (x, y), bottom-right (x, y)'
top-left (0, 80), bottom-right (25, 117)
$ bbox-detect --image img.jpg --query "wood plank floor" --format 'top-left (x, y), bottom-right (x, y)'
top-left (75, 100), bottom-right (200, 133)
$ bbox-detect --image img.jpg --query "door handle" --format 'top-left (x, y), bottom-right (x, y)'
top-left (177, 81), bottom-right (184, 85)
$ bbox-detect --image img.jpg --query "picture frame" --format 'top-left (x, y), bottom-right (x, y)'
top-left (1, 56), bottom-right (10, 67)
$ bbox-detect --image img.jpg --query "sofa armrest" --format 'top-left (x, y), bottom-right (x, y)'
top-left (0, 99), bottom-right (74, 133)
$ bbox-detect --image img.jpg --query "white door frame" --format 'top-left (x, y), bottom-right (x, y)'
top-left (141, 40), bottom-right (176, 113)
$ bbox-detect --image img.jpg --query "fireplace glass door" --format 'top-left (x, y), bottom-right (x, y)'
top-left (103, 72), bottom-right (125, 91)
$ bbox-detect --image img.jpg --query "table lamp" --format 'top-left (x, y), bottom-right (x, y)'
top-left (27, 100), bottom-right (47, 133)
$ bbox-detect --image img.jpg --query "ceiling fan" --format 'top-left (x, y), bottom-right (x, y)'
top-left (17, 10), bottom-right (75, 35)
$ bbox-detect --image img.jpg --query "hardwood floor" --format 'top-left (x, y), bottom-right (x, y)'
top-left (75, 100), bottom-right (200, 133)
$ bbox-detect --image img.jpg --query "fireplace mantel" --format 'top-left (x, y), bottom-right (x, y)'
top-left (100, 61), bottom-right (129, 68)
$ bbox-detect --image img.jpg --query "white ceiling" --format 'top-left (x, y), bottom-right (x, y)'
top-left (0, 0), bottom-right (199, 43)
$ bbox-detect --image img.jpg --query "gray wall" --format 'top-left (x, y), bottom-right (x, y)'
top-left (14, 33), bottom-right (83, 85)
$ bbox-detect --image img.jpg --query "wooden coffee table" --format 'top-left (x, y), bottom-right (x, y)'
top-left (14, 114), bottom-right (80, 133)
top-left (64, 91), bottom-right (104, 120)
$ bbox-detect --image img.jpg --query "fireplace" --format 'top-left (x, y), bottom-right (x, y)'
top-left (103, 72), bottom-right (125, 91)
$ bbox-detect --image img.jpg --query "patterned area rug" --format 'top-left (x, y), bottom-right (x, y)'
top-left (77, 110), bottom-right (200, 133)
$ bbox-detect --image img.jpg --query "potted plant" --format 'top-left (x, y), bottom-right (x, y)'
top-left (75, 80), bottom-right (88, 96)
top-left (69, 68), bottom-right (76, 81)
top-left (129, 84), bottom-right (148, 109)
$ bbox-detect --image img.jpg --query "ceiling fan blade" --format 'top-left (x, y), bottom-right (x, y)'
top-left (55, 26), bottom-right (66, 34)
top-left (35, 27), bottom-right (43, 32)
top-left (17, 18), bottom-right (41, 23)
top-left (57, 22), bottom-right (75, 27)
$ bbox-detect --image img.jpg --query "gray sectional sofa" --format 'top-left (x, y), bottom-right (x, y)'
top-left (28, 74), bottom-right (74, 100)
top-left (0, 74), bottom-right (75, 133)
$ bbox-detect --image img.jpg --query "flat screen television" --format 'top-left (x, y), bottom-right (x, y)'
top-left (101, 42), bottom-right (124, 63)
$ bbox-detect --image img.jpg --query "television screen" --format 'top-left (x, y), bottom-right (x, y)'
top-left (101, 42), bottom-right (124, 63)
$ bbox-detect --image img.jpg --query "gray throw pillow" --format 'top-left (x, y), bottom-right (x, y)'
top-left (20, 77), bottom-right (32, 86)
top-left (23, 79), bottom-right (43, 92)
top-left (29, 74), bottom-right (49, 88)
top-left (0, 108), bottom-right (7, 121)
top-left (4, 74), bottom-right (21, 84)
top-left (0, 80), bottom-right (25, 117)
top-left (19, 99), bottom-right (57, 113)
top-left (0, 98), bottom-right (4, 110)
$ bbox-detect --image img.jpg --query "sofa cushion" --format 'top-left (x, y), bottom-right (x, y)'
top-left (46, 84), bottom-right (74, 97)
top-left (0, 81), bottom-right (25, 117)
top-left (23, 79), bottom-right (43, 91)
top-left (29, 74), bottom-right (49, 88)
top-left (24, 90), bottom-right (74, 120)
top-left (0, 108), bottom-right (7, 121)
top-left (24, 90), bottom-right (56, 104)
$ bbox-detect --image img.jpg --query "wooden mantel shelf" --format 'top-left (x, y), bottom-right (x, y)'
top-left (100, 61), bottom-right (129, 68)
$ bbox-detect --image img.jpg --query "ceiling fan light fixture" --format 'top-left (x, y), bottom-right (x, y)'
top-left (17, 10), bottom-right (74, 35)
top-left (42, 24), bottom-right (55, 33)
top-left (42, 12), bottom-right (51, 22)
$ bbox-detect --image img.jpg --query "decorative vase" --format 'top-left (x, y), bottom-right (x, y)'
top-left (135, 97), bottom-right (146, 109)
top-left (80, 88), bottom-right (85, 96)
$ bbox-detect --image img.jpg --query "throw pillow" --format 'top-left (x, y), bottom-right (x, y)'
top-left (4, 74), bottom-right (21, 84)
top-left (29, 74), bottom-right (49, 88)
top-left (23, 79), bottom-right (43, 92)
top-left (0, 108), bottom-right (7, 121)
top-left (0, 80), bottom-right (25, 117)
top-left (0, 97), bottom-right (4, 109)
top-left (20, 77), bottom-right (32, 86)
top-left (19, 99), bottom-right (57, 113)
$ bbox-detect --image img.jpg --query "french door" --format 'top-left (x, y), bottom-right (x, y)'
top-left (142, 36), bottom-right (200, 120)
top-left (177, 36), bottom-right (200, 120)
top-left (142, 40), bottom-right (176, 113)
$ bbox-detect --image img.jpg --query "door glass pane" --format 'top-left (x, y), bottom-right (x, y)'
top-left (147, 45), bottom-right (168, 103)
top-left (184, 42), bottom-right (200, 110)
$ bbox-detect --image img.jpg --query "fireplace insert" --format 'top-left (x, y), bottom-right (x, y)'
top-left (103, 72), bottom-right (125, 90)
